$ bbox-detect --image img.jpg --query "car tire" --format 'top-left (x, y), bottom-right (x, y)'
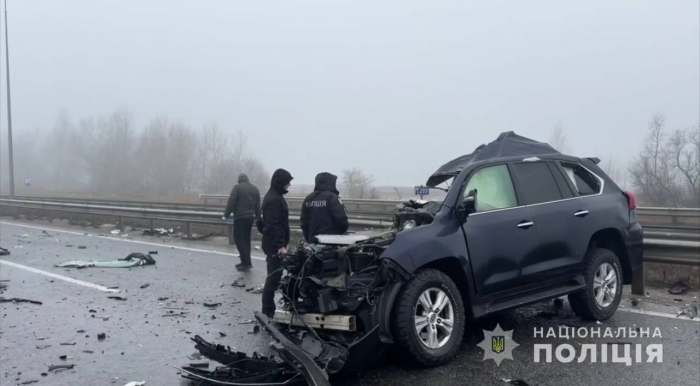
top-left (391, 268), bottom-right (465, 367)
top-left (569, 248), bottom-right (623, 321)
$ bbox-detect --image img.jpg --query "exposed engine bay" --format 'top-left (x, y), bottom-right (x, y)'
top-left (179, 200), bottom-right (439, 385)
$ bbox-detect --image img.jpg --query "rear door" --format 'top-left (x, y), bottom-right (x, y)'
top-left (460, 164), bottom-right (540, 298)
top-left (511, 161), bottom-right (593, 285)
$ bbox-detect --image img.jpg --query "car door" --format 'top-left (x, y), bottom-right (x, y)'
top-left (460, 164), bottom-right (540, 298)
top-left (511, 161), bottom-right (588, 285)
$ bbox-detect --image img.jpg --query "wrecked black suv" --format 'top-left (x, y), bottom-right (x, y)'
top-left (183, 132), bottom-right (643, 385)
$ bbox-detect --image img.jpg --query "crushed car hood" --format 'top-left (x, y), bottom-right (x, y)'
top-left (426, 131), bottom-right (559, 187)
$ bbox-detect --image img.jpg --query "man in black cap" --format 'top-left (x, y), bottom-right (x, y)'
top-left (300, 172), bottom-right (348, 242)
top-left (223, 173), bottom-right (260, 272)
top-left (258, 168), bottom-right (293, 317)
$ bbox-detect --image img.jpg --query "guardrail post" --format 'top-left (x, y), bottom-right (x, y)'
top-left (149, 219), bottom-right (155, 231)
top-left (632, 262), bottom-right (645, 296)
top-left (117, 216), bottom-right (124, 231)
top-left (185, 221), bottom-right (192, 239)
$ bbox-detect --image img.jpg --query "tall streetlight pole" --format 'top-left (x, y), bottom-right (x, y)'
top-left (3, 0), bottom-right (15, 197)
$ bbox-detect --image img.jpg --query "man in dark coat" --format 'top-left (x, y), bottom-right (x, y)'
top-left (258, 168), bottom-right (293, 317)
top-left (223, 173), bottom-right (260, 272)
top-left (300, 172), bottom-right (349, 242)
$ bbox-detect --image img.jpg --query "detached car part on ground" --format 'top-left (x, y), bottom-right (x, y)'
top-left (181, 132), bottom-right (643, 385)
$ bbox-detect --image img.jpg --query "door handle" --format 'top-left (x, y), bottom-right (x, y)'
top-left (574, 210), bottom-right (589, 217)
top-left (517, 221), bottom-right (535, 229)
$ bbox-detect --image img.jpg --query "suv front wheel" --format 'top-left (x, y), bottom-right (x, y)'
top-left (391, 268), bottom-right (465, 367)
top-left (569, 248), bottom-right (623, 321)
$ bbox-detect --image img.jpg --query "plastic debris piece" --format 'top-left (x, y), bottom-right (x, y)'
top-left (78, 246), bottom-right (87, 249)
top-left (60, 342), bottom-right (76, 346)
top-left (48, 364), bottom-right (74, 372)
top-left (97, 333), bottom-right (106, 341)
top-left (36, 345), bottom-right (52, 349)
top-left (140, 284), bottom-right (150, 289)
top-left (123, 382), bottom-right (146, 386)
top-left (203, 302), bottom-right (221, 308)
top-left (108, 296), bottom-right (127, 301)
top-left (669, 280), bottom-right (691, 295)
top-left (111, 230), bottom-right (121, 235)
top-left (231, 278), bottom-right (246, 288)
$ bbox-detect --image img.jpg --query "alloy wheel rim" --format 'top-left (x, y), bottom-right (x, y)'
top-left (593, 263), bottom-right (618, 308)
top-left (414, 288), bottom-right (455, 349)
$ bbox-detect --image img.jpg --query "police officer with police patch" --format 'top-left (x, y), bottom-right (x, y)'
top-left (300, 172), bottom-right (349, 242)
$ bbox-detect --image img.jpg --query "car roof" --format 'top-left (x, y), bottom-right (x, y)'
top-left (426, 131), bottom-right (560, 187)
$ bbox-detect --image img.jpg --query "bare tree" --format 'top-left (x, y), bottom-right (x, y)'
top-left (341, 168), bottom-right (375, 198)
top-left (550, 123), bottom-right (572, 154)
top-left (629, 114), bottom-right (699, 207)
top-left (392, 187), bottom-right (403, 200)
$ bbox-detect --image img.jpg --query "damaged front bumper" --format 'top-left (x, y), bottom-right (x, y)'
top-left (179, 314), bottom-right (385, 386)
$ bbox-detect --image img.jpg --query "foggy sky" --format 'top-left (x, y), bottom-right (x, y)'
top-left (1, 0), bottom-right (698, 187)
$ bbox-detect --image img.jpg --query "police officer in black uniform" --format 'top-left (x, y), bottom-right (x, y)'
top-left (300, 172), bottom-right (349, 242)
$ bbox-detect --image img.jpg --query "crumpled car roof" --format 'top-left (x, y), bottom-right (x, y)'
top-left (426, 131), bottom-right (559, 187)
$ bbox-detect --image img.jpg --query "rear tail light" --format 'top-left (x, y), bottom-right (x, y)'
top-left (623, 191), bottom-right (637, 210)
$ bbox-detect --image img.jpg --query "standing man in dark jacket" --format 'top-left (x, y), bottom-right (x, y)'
top-left (223, 173), bottom-right (260, 272)
top-left (300, 172), bottom-right (349, 242)
top-left (259, 168), bottom-right (293, 317)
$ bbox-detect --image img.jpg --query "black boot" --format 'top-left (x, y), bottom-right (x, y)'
top-left (236, 263), bottom-right (251, 272)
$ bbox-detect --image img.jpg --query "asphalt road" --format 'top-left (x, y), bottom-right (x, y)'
top-left (0, 219), bottom-right (698, 386)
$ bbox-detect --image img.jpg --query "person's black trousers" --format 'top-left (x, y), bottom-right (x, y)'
top-left (262, 254), bottom-right (283, 316)
top-left (233, 217), bottom-right (254, 266)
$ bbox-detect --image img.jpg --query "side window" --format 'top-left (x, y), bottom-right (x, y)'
top-left (561, 163), bottom-right (601, 195)
top-left (513, 162), bottom-right (563, 205)
top-left (464, 165), bottom-right (518, 212)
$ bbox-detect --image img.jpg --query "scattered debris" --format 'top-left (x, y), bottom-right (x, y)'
top-left (0, 246), bottom-right (10, 256)
top-left (189, 362), bottom-right (209, 368)
top-left (0, 297), bottom-right (42, 305)
top-left (187, 352), bottom-right (203, 360)
top-left (502, 380), bottom-right (531, 386)
top-left (140, 284), bottom-right (150, 289)
top-left (673, 298), bottom-right (684, 302)
top-left (178, 335), bottom-right (315, 386)
top-left (20, 233), bottom-right (31, 238)
top-left (678, 304), bottom-right (699, 319)
top-left (254, 246), bottom-right (261, 251)
top-left (203, 302), bottom-right (221, 308)
top-left (108, 296), bottom-right (127, 301)
top-left (77, 330), bottom-right (86, 333)
top-left (42, 230), bottom-right (54, 237)
top-left (181, 233), bottom-right (214, 241)
top-left (669, 280), bottom-right (691, 295)
top-left (631, 298), bottom-right (639, 307)
top-left (111, 230), bottom-right (121, 235)
top-left (36, 345), bottom-right (52, 349)
top-left (59, 355), bottom-right (68, 360)
top-left (97, 333), bottom-right (107, 341)
top-left (143, 228), bottom-right (174, 237)
top-left (82, 350), bottom-right (94, 354)
top-left (246, 285), bottom-right (264, 294)
top-left (48, 364), bottom-right (75, 372)
top-left (20, 380), bottom-right (39, 385)
top-left (157, 297), bottom-right (169, 301)
top-left (231, 278), bottom-right (246, 288)
top-left (55, 252), bottom-right (156, 269)
top-left (148, 251), bottom-right (158, 255)
top-left (78, 246), bottom-right (87, 249)
top-left (123, 382), bottom-right (146, 386)
top-left (60, 342), bottom-right (76, 346)
top-left (249, 325), bottom-right (260, 334)
top-left (239, 320), bottom-right (255, 325)
top-left (218, 332), bottom-right (227, 338)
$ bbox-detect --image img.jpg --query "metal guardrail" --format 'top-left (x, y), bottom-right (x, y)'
top-left (1, 196), bottom-right (698, 297)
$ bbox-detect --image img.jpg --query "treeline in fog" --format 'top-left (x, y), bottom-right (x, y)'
top-left (0, 107), bottom-right (269, 197)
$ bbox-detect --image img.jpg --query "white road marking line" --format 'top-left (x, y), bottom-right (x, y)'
top-left (0, 259), bottom-right (121, 293)
top-left (0, 221), bottom-right (265, 261)
top-left (619, 307), bottom-right (699, 322)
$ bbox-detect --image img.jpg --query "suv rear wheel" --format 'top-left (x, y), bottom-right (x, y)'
top-left (392, 268), bottom-right (465, 367)
top-left (569, 248), bottom-right (623, 321)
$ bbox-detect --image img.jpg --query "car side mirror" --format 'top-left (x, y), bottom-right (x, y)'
top-left (457, 189), bottom-right (477, 220)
